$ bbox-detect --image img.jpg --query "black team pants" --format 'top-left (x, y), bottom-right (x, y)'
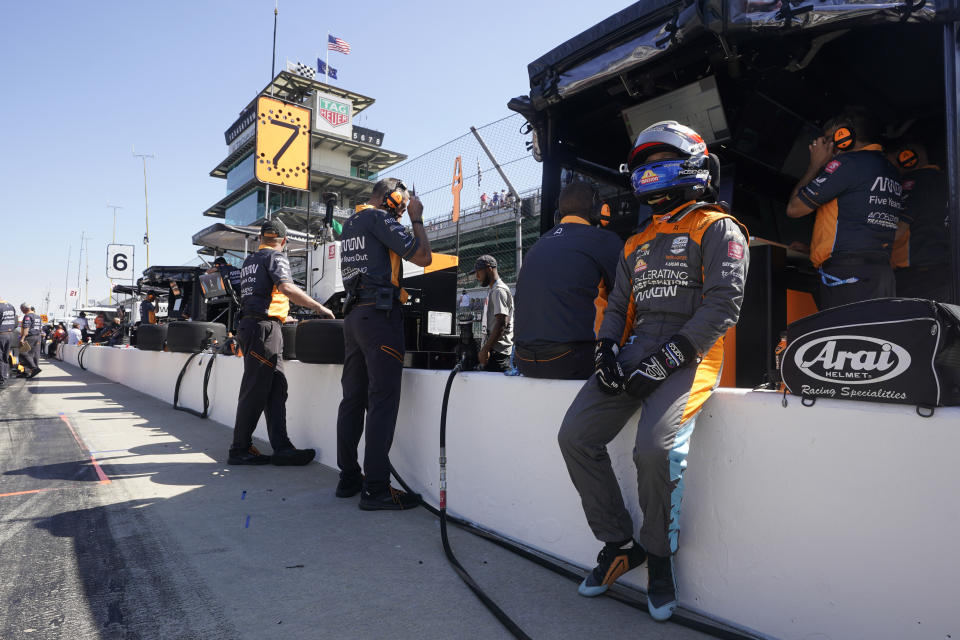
top-left (231, 318), bottom-right (294, 454)
top-left (0, 331), bottom-right (12, 382)
top-left (20, 335), bottom-right (40, 373)
top-left (516, 341), bottom-right (595, 380)
top-left (336, 304), bottom-right (405, 494)
top-left (819, 263), bottom-right (896, 310)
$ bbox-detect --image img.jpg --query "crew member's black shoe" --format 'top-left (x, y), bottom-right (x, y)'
top-left (227, 445), bottom-right (271, 465)
top-left (578, 539), bottom-right (647, 596)
top-left (335, 473), bottom-right (363, 498)
top-left (358, 485), bottom-right (421, 511)
top-left (270, 447), bottom-right (315, 466)
top-left (27, 368), bottom-right (41, 379)
top-left (646, 553), bottom-right (678, 621)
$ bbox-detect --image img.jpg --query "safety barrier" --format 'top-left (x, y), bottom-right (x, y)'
top-left (59, 344), bottom-right (960, 640)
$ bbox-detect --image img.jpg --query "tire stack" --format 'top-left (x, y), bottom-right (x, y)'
top-left (166, 322), bottom-right (227, 353)
top-left (136, 324), bottom-right (168, 351)
top-left (281, 324), bottom-right (297, 361)
top-left (295, 319), bottom-right (345, 364)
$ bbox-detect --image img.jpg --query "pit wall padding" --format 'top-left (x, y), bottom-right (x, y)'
top-left (60, 344), bottom-right (960, 640)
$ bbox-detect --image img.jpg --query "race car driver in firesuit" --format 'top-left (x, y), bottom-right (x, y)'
top-left (558, 121), bottom-right (749, 622)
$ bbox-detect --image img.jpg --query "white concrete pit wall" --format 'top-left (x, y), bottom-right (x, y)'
top-left (60, 345), bottom-right (960, 640)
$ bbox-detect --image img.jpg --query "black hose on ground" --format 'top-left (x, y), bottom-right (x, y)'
top-left (173, 351), bottom-right (216, 419)
top-left (389, 366), bottom-right (763, 640)
top-left (78, 343), bottom-right (91, 370)
top-left (393, 364), bottom-right (532, 640)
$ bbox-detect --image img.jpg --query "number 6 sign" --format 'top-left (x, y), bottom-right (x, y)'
top-left (107, 244), bottom-right (135, 280)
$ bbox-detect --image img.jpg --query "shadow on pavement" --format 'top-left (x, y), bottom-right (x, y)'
top-left (0, 357), bottom-right (710, 640)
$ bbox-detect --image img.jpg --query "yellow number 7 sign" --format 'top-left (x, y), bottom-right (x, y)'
top-left (255, 96), bottom-right (312, 191)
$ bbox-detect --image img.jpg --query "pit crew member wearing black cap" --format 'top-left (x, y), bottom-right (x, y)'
top-left (19, 303), bottom-right (42, 379)
top-left (229, 218), bottom-right (334, 466)
top-left (0, 298), bottom-right (18, 388)
top-left (513, 181), bottom-right (622, 379)
top-left (475, 254), bottom-right (514, 372)
top-left (335, 178), bottom-right (433, 510)
top-left (787, 107), bottom-right (902, 309)
top-left (889, 141), bottom-right (952, 301)
top-left (558, 121), bottom-right (749, 622)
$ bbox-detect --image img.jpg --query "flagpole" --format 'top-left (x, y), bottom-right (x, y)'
top-left (271, 1), bottom-right (278, 83)
top-left (325, 31), bottom-right (330, 83)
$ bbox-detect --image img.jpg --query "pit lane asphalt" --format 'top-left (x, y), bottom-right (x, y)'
top-left (0, 357), bottom-right (710, 640)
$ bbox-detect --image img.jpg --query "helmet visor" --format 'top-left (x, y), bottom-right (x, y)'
top-left (629, 159), bottom-right (710, 199)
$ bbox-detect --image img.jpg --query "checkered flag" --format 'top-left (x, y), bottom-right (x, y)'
top-left (286, 60), bottom-right (316, 79)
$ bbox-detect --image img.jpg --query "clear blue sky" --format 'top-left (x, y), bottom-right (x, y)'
top-left (0, 0), bottom-right (631, 314)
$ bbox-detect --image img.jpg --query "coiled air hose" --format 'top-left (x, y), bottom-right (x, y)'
top-left (389, 364), bottom-right (762, 640)
top-left (78, 343), bottom-right (91, 370)
top-left (173, 350), bottom-right (216, 419)
top-left (392, 364), bottom-right (532, 640)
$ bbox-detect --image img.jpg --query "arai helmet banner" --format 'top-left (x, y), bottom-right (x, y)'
top-left (780, 298), bottom-right (960, 409)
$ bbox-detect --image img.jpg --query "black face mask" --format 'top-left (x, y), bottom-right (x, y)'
top-left (647, 191), bottom-right (679, 215)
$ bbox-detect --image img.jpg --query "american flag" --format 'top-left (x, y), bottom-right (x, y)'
top-left (328, 34), bottom-right (351, 54)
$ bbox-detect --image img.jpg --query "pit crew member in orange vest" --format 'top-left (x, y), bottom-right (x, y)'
top-left (786, 107), bottom-right (902, 309)
top-left (229, 219), bottom-right (334, 466)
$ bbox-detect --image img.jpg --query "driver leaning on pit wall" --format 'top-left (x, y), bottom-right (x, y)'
top-left (558, 121), bottom-right (749, 622)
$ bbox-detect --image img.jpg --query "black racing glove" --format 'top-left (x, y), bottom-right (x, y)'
top-left (625, 335), bottom-right (698, 399)
top-left (594, 338), bottom-right (625, 395)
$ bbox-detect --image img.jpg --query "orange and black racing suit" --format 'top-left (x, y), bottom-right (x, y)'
top-left (559, 200), bottom-right (749, 558)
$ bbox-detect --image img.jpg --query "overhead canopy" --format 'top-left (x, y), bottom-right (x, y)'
top-left (191, 222), bottom-right (315, 255)
top-left (253, 71), bottom-right (375, 115)
top-left (524, 0), bottom-right (945, 109)
top-left (140, 266), bottom-right (206, 284)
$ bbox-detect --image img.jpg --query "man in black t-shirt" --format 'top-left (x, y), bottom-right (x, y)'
top-left (229, 219), bottom-right (334, 466)
top-left (787, 108), bottom-right (902, 309)
top-left (335, 177), bottom-right (434, 510)
top-left (514, 182), bottom-right (623, 379)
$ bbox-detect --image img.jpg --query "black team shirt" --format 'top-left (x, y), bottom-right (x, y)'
top-left (514, 216), bottom-right (623, 346)
top-left (797, 145), bottom-right (902, 268)
top-left (239, 246), bottom-right (294, 320)
top-left (339, 205), bottom-right (419, 300)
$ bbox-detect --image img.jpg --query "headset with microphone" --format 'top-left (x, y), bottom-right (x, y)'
top-left (382, 180), bottom-right (409, 215)
top-left (553, 181), bottom-right (611, 227)
top-left (896, 148), bottom-right (919, 170)
top-left (832, 124), bottom-right (856, 151)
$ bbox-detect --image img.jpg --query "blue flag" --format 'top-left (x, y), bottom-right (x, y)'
top-left (317, 58), bottom-right (338, 80)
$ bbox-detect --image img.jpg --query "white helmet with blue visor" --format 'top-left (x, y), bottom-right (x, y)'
top-left (623, 121), bottom-right (716, 203)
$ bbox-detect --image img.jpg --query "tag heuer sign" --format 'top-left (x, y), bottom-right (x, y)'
top-left (318, 96), bottom-right (350, 127)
